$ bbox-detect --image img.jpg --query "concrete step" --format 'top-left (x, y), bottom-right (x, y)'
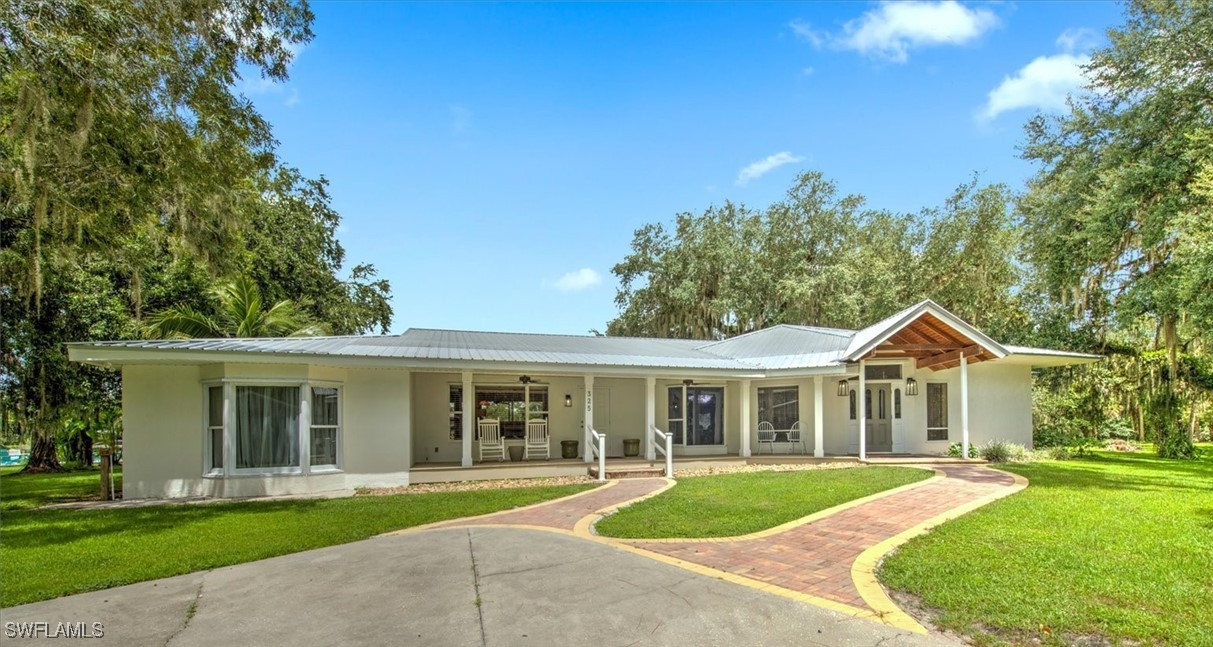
top-left (587, 464), bottom-right (666, 480)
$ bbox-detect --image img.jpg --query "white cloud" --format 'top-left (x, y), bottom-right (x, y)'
top-left (789, 20), bottom-right (826, 48)
top-left (800, 1), bottom-right (999, 63)
top-left (980, 52), bottom-right (1090, 122)
top-left (1055, 27), bottom-right (1097, 54)
top-left (551, 268), bottom-right (602, 292)
top-left (736, 152), bottom-right (804, 186)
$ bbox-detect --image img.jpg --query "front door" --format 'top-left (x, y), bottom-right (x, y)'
top-left (667, 386), bottom-right (724, 446)
top-left (865, 384), bottom-right (893, 452)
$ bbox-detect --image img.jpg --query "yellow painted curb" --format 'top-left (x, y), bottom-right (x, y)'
top-left (614, 465), bottom-right (944, 544)
top-left (849, 467), bottom-right (1030, 634)
top-left (573, 477), bottom-right (678, 538)
top-left (380, 479), bottom-right (616, 537)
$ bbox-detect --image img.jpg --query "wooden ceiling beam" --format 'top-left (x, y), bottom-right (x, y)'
top-left (917, 344), bottom-right (983, 370)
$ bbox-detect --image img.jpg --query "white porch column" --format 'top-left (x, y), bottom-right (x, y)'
top-left (960, 352), bottom-right (970, 460)
top-left (583, 375), bottom-right (595, 462)
top-left (644, 376), bottom-right (656, 461)
top-left (813, 376), bottom-right (824, 458)
top-left (858, 359), bottom-right (867, 461)
top-left (461, 371), bottom-right (473, 467)
top-left (740, 379), bottom-right (752, 458)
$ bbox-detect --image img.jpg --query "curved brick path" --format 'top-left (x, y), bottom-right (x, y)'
top-left (624, 465), bottom-right (1018, 612)
top-left (429, 477), bottom-right (670, 532)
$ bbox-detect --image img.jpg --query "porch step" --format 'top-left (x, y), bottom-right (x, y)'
top-left (587, 464), bottom-right (666, 480)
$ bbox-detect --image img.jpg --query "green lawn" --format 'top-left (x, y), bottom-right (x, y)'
top-left (879, 446), bottom-right (1213, 646)
top-left (1, 466), bottom-right (123, 511)
top-left (0, 475), bottom-right (595, 608)
top-left (596, 466), bottom-right (931, 538)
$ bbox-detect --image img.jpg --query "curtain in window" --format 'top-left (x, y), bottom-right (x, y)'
top-left (236, 386), bottom-right (300, 469)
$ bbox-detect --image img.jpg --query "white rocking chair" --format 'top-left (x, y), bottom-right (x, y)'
top-left (478, 418), bottom-right (505, 462)
top-left (786, 421), bottom-right (805, 454)
top-left (524, 419), bottom-right (550, 460)
top-left (757, 421), bottom-right (777, 455)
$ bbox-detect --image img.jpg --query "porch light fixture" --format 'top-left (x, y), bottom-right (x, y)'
top-left (837, 379), bottom-right (849, 397)
top-left (519, 375), bottom-right (532, 384)
top-left (905, 377), bottom-right (919, 396)
top-left (564, 394), bottom-right (572, 407)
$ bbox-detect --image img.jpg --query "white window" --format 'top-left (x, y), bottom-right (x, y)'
top-left (927, 382), bottom-right (948, 441)
top-left (757, 386), bottom-right (798, 430)
top-left (449, 385), bottom-right (463, 440)
top-left (310, 387), bottom-right (340, 468)
top-left (205, 381), bottom-right (342, 475)
top-left (207, 386), bottom-right (224, 472)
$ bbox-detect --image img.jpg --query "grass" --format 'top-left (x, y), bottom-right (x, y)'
top-left (595, 466), bottom-right (932, 538)
top-left (0, 475), bottom-right (595, 608)
top-left (879, 444), bottom-right (1213, 646)
top-left (1, 465), bottom-right (123, 511)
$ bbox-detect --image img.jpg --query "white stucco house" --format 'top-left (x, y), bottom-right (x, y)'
top-left (68, 300), bottom-right (1097, 500)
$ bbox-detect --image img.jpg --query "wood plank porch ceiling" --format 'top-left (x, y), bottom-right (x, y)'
top-left (862, 312), bottom-right (995, 371)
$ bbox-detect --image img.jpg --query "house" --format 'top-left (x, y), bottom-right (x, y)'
top-left (67, 300), bottom-right (1098, 499)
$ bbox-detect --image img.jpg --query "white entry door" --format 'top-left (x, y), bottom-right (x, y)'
top-left (865, 384), bottom-right (893, 452)
top-left (592, 387), bottom-right (611, 436)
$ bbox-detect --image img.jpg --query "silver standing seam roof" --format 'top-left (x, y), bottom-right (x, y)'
top-left (68, 300), bottom-right (1100, 372)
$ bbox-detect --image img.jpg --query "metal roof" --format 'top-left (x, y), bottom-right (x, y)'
top-left (68, 305), bottom-right (1095, 373)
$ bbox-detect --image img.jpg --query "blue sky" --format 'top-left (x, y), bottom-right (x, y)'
top-left (244, 1), bottom-right (1124, 335)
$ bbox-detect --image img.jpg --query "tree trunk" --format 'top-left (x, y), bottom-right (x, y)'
top-left (23, 432), bottom-right (62, 472)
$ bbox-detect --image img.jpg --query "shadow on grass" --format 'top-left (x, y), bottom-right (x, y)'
top-left (0, 497), bottom-right (339, 549)
top-left (1002, 452), bottom-right (1212, 494)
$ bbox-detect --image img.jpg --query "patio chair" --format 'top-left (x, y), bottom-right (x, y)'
top-left (524, 419), bottom-right (550, 460)
top-left (786, 421), bottom-right (805, 454)
top-left (757, 421), bottom-right (776, 455)
top-left (478, 418), bottom-right (505, 462)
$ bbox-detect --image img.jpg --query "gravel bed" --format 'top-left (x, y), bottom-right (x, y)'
top-left (674, 462), bottom-right (862, 478)
top-left (357, 475), bottom-right (596, 496)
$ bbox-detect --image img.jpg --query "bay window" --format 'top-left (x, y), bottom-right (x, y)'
top-left (205, 381), bottom-right (342, 475)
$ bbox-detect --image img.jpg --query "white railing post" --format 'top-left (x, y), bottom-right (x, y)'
top-left (664, 430), bottom-right (672, 478)
top-left (597, 432), bottom-right (606, 482)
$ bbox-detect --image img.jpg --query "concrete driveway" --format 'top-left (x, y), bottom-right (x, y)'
top-left (1, 527), bottom-right (959, 646)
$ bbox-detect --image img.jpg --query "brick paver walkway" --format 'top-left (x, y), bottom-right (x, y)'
top-left (626, 465), bottom-right (1016, 611)
top-left (430, 478), bottom-right (669, 532)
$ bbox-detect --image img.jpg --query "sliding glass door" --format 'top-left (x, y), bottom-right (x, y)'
top-left (667, 386), bottom-right (724, 446)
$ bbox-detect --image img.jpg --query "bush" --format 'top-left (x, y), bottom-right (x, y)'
top-left (1033, 423), bottom-right (1074, 448)
top-left (1103, 439), bottom-right (1141, 452)
top-left (980, 440), bottom-right (1027, 463)
top-left (1047, 445), bottom-right (1072, 460)
top-left (947, 442), bottom-right (979, 459)
top-left (1098, 418), bottom-right (1135, 441)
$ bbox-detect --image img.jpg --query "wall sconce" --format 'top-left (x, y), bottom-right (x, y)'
top-left (564, 394), bottom-right (572, 407)
top-left (837, 379), bottom-right (849, 397)
top-left (905, 378), bottom-right (919, 396)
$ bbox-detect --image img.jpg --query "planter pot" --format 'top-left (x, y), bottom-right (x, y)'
top-left (508, 445), bottom-right (524, 462)
top-left (623, 438), bottom-right (641, 457)
top-left (560, 440), bottom-right (579, 459)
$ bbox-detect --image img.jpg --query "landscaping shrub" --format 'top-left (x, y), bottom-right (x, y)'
top-left (1033, 423), bottom-right (1074, 448)
top-left (1047, 445), bottom-right (1072, 460)
top-left (979, 440), bottom-right (1026, 463)
top-left (1103, 439), bottom-right (1141, 452)
top-left (1098, 418), bottom-right (1135, 441)
top-left (946, 442), bottom-right (979, 458)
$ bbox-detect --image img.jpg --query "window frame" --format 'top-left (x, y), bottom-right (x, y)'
top-left (308, 385), bottom-right (343, 471)
top-left (202, 378), bottom-right (344, 478)
top-left (926, 381), bottom-right (949, 441)
top-left (756, 385), bottom-right (799, 431)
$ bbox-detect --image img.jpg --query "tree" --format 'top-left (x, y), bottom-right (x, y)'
top-left (1, 0), bottom-right (313, 470)
top-left (608, 170), bottom-right (1027, 341)
top-left (1019, 0), bottom-right (1213, 457)
top-left (145, 277), bottom-right (328, 339)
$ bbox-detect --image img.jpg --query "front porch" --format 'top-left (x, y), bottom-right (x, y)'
top-left (408, 453), bottom-right (974, 484)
